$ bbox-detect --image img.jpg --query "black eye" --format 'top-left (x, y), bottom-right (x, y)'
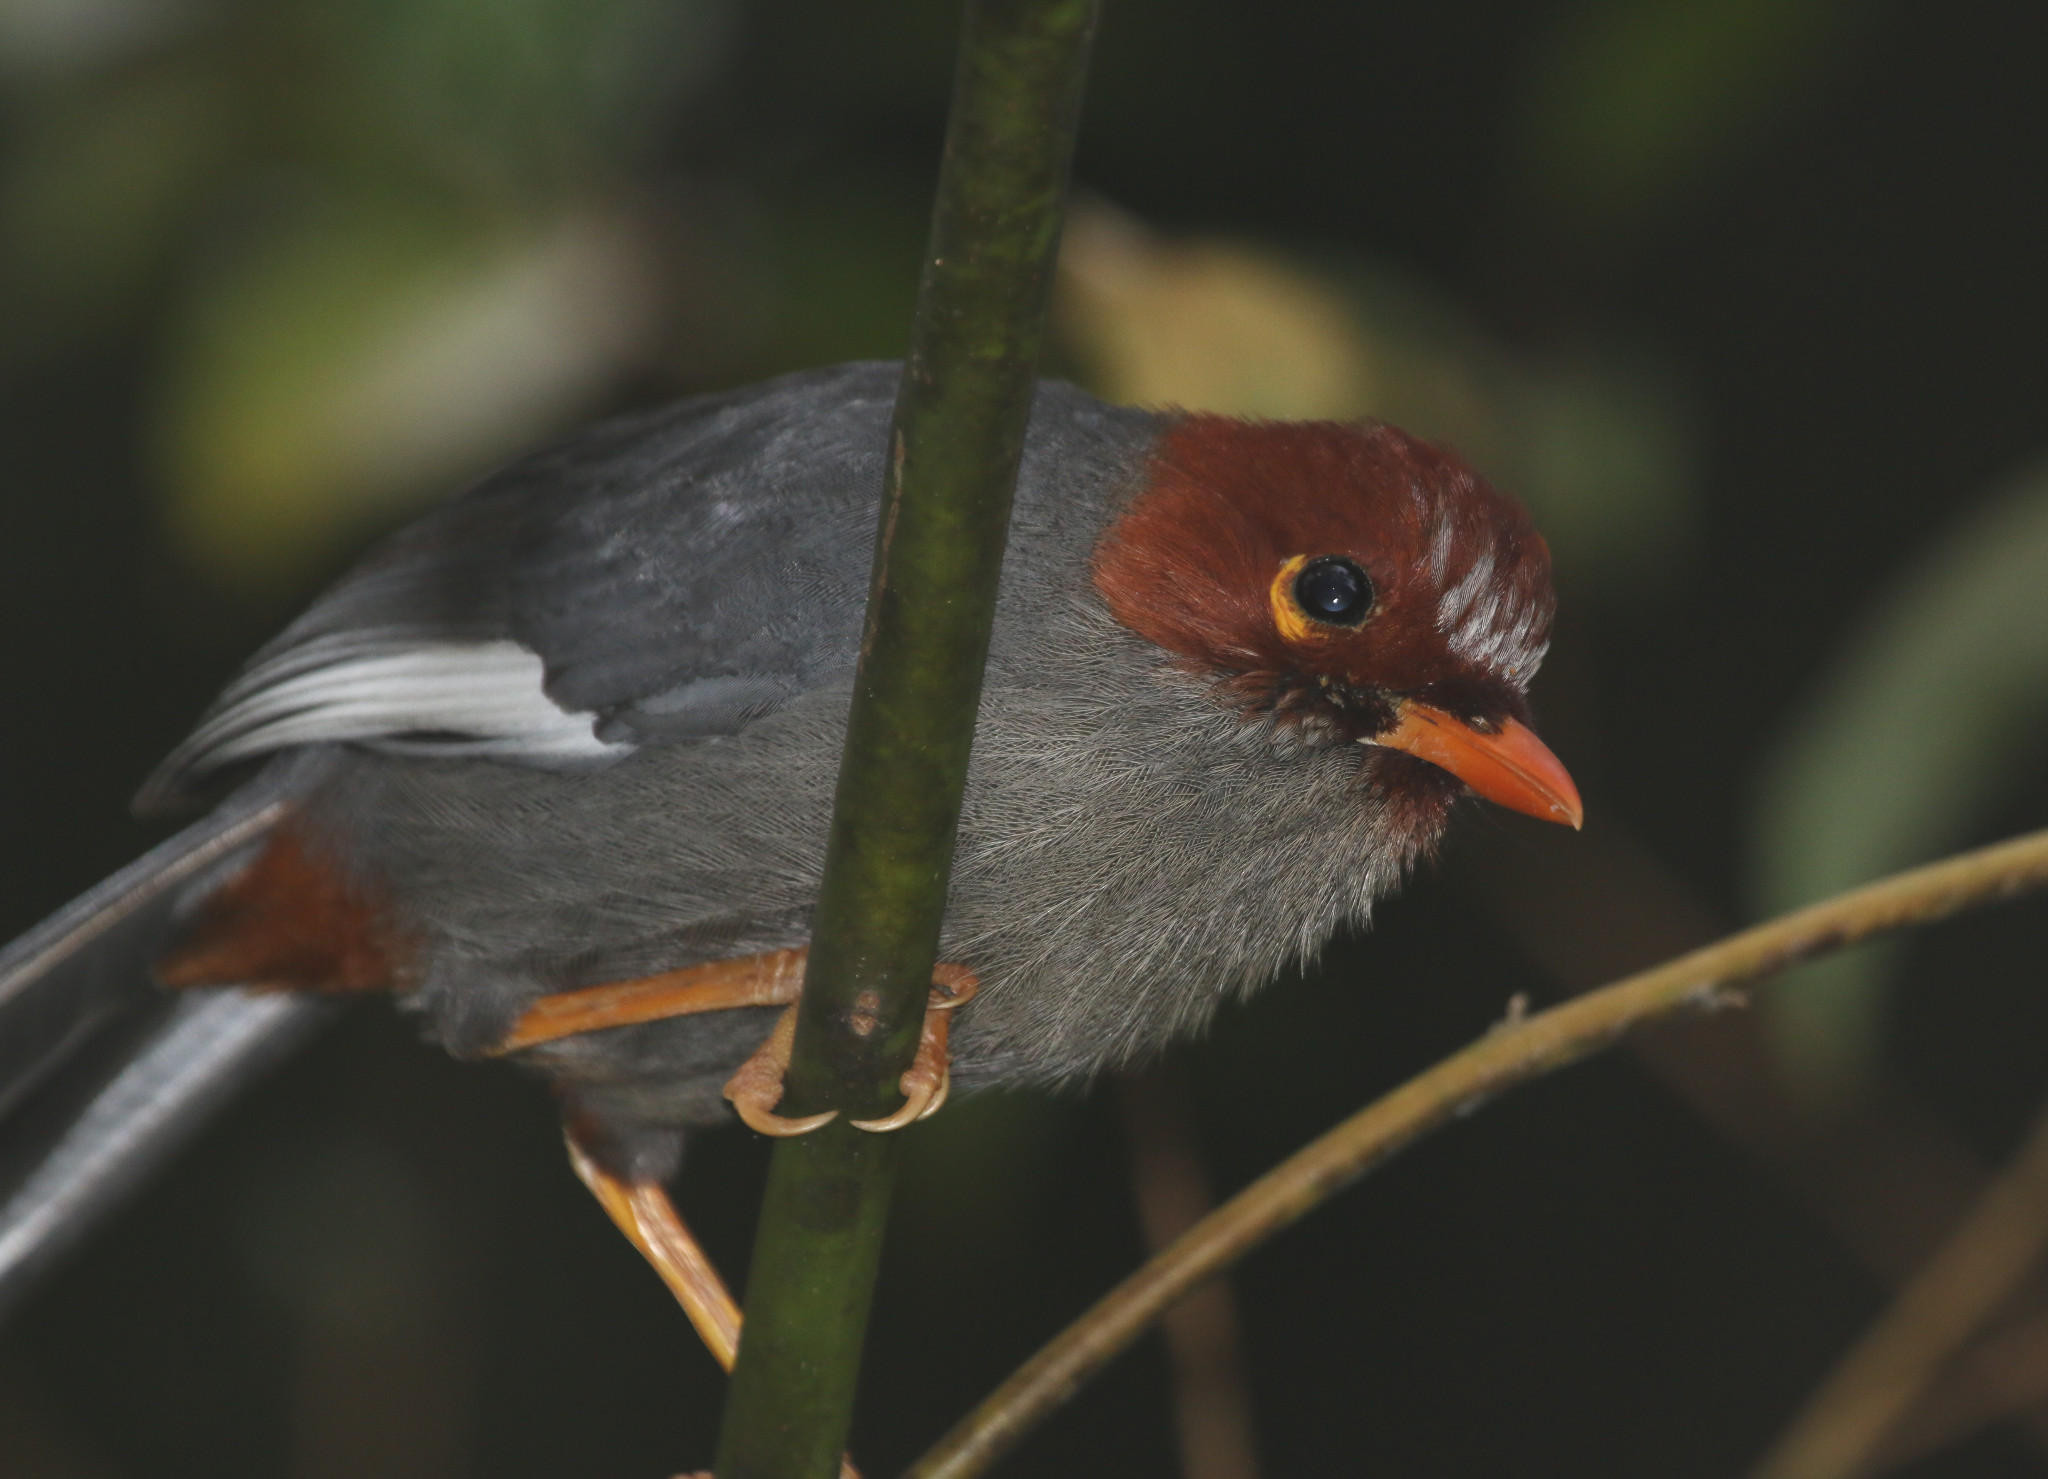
top-left (1292, 556), bottom-right (1374, 626)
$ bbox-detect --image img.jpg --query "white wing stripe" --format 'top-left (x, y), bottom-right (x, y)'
top-left (181, 641), bottom-right (629, 771)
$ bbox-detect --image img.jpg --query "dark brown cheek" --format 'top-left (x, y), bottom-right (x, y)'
top-left (157, 824), bottom-right (406, 994)
top-left (1362, 751), bottom-right (1464, 861)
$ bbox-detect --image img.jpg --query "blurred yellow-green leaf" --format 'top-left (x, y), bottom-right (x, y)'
top-left (1754, 459), bottom-right (2048, 1097)
top-left (153, 194), bottom-right (660, 591)
top-left (1056, 203), bottom-right (1378, 421)
top-left (1054, 202), bottom-right (1694, 587)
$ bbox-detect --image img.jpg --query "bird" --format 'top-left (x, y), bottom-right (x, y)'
top-left (0, 359), bottom-right (1578, 1369)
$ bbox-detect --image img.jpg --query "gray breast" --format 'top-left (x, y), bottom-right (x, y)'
top-left (305, 600), bottom-right (1414, 1109)
top-left (943, 606), bottom-right (1413, 1087)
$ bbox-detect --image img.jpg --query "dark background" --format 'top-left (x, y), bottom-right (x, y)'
top-left (3, 0), bottom-right (2048, 1474)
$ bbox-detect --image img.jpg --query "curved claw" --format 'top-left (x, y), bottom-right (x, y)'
top-left (850, 1063), bottom-right (947, 1132)
top-left (850, 979), bottom-right (969, 1133)
top-left (915, 1066), bottom-right (951, 1122)
top-left (726, 971), bottom-right (977, 1138)
top-left (734, 1097), bottom-right (837, 1138)
top-left (723, 1003), bottom-right (838, 1137)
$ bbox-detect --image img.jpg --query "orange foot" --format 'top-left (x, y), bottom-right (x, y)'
top-left (725, 967), bottom-right (978, 1136)
top-left (491, 952), bottom-right (978, 1138)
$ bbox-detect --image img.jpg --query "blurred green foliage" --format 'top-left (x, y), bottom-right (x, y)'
top-left (1518, 0), bottom-right (1870, 234)
top-left (0, 0), bottom-right (1728, 600)
top-left (155, 195), bottom-right (658, 582)
top-left (1755, 462), bottom-right (2048, 1097)
top-left (1, 0), bottom-right (722, 588)
top-left (0, 63), bottom-right (235, 356)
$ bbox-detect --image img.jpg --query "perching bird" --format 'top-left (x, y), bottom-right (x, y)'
top-left (0, 360), bottom-right (1577, 1362)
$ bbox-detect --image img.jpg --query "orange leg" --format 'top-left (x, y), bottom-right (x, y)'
top-left (566, 1134), bottom-right (862, 1479)
top-left (494, 950), bottom-right (979, 1139)
top-left (490, 948), bottom-right (809, 1055)
top-left (565, 1133), bottom-right (742, 1369)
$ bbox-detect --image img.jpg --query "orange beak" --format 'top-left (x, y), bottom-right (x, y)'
top-left (1369, 701), bottom-right (1583, 829)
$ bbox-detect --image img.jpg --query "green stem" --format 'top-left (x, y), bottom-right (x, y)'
top-left (712, 4), bottom-right (1099, 1477)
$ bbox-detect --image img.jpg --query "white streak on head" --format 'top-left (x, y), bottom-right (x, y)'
top-left (1424, 514), bottom-right (1457, 584)
top-left (1435, 549), bottom-right (1548, 680)
top-left (1454, 587), bottom-right (1504, 654)
top-left (1436, 550), bottom-right (1493, 631)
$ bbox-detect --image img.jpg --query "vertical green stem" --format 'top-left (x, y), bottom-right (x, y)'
top-left (711, 3), bottom-right (1099, 1477)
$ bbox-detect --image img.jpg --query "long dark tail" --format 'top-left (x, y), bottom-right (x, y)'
top-left (0, 780), bottom-right (335, 1315)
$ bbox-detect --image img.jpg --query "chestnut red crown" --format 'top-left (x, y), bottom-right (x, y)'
top-left (1091, 414), bottom-right (1580, 828)
top-left (1095, 415), bottom-right (1554, 696)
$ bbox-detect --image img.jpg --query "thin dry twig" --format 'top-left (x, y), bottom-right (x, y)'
top-left (1463, 816), bottom-right (2048, 1466)
top-left (1461, 818), bottom-right (2009, 1285)
top-left (1751, 1092), bottom-right (2048, 1479)
top-left (1877, 1311), bottom-right (2048, 1470)
top-left (1117, 1068), bottom-right (1263, 1479)
top-left (901, 826), bottom-right (2048, 1479)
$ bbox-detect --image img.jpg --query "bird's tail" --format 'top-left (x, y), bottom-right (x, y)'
top-left (0, 779), bottom-right (334, 1316)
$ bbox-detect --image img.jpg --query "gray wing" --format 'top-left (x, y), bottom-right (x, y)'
top-left (138, 362), bottom-right (901, 813)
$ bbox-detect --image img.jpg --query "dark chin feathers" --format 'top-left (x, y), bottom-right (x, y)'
top-left (1208, 667), bottom-right (1471, 862)
top-left (1208, 669), bottom-right (1397, 751)
top-left (1360, 749), bottom-right (1464, 864)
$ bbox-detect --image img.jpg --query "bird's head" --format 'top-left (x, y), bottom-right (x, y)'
top-left (1094, 413), bottom-right (1582, 834)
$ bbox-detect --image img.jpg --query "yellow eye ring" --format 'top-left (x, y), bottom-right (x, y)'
top-left (1269, 555), bottom-right (1320, 643)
